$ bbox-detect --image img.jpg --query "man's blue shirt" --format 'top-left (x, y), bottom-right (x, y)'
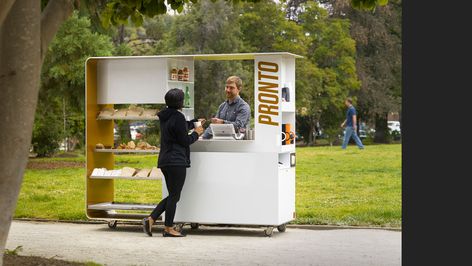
top-left (346, 106), bottom-right (356, 127)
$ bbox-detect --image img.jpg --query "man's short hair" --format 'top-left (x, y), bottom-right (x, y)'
top-left (226, 76), bottom-right (243, 90)
top-left (346, 97), bottom-right (353, 104)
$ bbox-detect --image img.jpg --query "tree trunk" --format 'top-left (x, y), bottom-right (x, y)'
top-left (307, 117), bottom-right (315, 146)
top-left (374, 112), bottom-right (389, 143)
top-left (118, 121), bottom-right (132, 143)
top-left (0, 1), bottom-right (74, 264)
top-left (0, 1), bottom-right (41, 264)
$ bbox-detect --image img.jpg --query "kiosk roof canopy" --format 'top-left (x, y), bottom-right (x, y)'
top-left (87, 52), bottom-right (303, 61)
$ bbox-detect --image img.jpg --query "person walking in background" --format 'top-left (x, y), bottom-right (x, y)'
top-left (341, 97), bottom-right (364, 149)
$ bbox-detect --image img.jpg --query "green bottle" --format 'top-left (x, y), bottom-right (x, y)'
top-left (184, 86), bottom-right (191, 107)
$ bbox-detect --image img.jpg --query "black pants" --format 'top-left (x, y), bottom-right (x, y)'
top-left (150, 166), bottom-right (187, 227)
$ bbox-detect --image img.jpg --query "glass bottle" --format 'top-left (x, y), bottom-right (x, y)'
top-left (184, 86), bottom-right (191, 107)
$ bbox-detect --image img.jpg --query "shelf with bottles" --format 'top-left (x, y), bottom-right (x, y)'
top-left (166, 84), bottom-right (194, 107)
top-left (167, 57), bottom-right (194, 83)
top-left (167, 80), bottom-right (194, 85)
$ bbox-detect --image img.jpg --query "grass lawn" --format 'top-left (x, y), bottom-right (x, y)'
top-left (15, 144), bottom-right (401, 227)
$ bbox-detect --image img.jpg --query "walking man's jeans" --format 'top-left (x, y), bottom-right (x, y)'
top-left (342, 126), bottom-right (364, 149)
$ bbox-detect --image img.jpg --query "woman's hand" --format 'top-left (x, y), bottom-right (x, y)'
top-left (194, 126), bottom-right (204, 135)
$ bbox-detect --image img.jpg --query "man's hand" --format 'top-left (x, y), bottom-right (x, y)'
top-left (211, 118), bottom-right (224, 124)
top-left (340, 122), bottom-right (345, 128)
top-left (194, 126), bottom-right (204, 135)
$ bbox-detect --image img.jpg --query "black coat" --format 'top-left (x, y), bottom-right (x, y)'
top-left (157, 107), bottom-right (199, 168)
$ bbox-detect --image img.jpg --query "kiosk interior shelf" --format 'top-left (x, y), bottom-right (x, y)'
top-left (167, 80), bottom-right (194, 85)
top-left (96, 116), bottom-right (158, 120)
top-left (88, 202), bottom-right (157, 211)
top-left (94, 148), bottom-right (160, 154)
top-left (90, 175), bottom-right (162, 180)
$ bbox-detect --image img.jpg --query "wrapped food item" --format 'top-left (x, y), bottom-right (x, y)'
top-left (97, 107), bottom-right (115, 119)
top-left (183, 66), bottom-right (189, 81)
top-left (121, 167), bottom-right (136, 177)
top-left (116, 143), bottom-right (127, 150)
top-left (149, 167), bottom-right (162, 178)
top-left (170, 66), bottom-right (178, 80)
top-left (141, 109), bottom-right (158, 118)
top-left (127, 141), bottom-right (136, 149)
top-left (114, 109), bottom-right (127, 117)
top-left (137, 141), bottom-right (149, 150)
top-left (135, 168), bottom-right (151, 178)
top-left (91, 168), bottom-right (107, 176)
top-left (127, 105), bottom-right (144, 117)
top-left (95, 143), bottom-right (105, 149)
top-left (110, 169), bottom-right (122, 176)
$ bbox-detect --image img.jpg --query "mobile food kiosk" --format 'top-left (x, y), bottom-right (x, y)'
top-left (85, 52), bottom-right (301, 236)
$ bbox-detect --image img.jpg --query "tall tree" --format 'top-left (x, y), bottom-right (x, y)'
top-left (299, 1), bottom-right (360, 145)
top-left (324, 0), bottom-right (402, 142)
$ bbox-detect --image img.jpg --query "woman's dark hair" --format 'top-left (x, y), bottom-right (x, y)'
top-left (165, 88), bottom-right (184, 109)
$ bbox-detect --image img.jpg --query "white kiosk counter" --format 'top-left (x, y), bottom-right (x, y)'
top-left (85, 52), bottom-right (301, 236)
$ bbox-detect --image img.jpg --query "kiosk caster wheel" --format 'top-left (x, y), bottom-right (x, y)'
top-left (277, 224), bottom-right (287, 232)
top-left (108, 220), bottom-right (118, 229)
top-left (264, 227), bottom-right (274, 237)
top-left (190, 223), bottom-right (199, 229)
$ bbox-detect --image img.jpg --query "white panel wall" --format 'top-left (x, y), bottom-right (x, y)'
top-left (97, 58), bottom-right (167, 104)
top-left (278, 167), bottom-right (296, 224)
top-left (254, 55), bottom-right (284, 151)
top-left (163, 152), bottom-right (280, 225)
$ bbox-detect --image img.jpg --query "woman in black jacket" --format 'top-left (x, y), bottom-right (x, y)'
top-left (143, 88), bottom-right (204, 237)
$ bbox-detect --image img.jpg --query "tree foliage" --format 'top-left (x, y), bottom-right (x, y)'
top-left (325, 0), bottom-right (401, 142)
top-left (34, 12), bottom-right (114, 156)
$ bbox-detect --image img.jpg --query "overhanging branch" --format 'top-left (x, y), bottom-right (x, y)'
top-left (0, 0), bottom-right (16, 27)
top-left (40, 0), bottom-right (75, 61)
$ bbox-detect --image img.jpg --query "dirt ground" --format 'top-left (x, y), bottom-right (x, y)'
top-left (4, 254), bottom-right (88, 266)
top-left (26, 161), bottom-right (84, 170)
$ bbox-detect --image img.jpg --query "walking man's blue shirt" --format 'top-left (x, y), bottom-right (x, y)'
top-left (342, 104), bottom-right (364, 149)
top-left (346, 106), bottom-right (356, 127)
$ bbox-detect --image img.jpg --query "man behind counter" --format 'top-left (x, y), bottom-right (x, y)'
top-left (202, 76), bottom-right (251, 139)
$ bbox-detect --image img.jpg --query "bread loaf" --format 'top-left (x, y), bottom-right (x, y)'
top-left (127, 141), bottom-right (136, 149)
top-left (95, 143), bottom-right (105, 149)
top-left (149, 167), bottom-right (162, 178)
top-left (121, 167), bottom-right (136, 177)
top-left (135, 168), bottom-right (151, 178)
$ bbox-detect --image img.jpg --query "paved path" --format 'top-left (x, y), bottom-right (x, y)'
top-left (6, 221), bottom-right (401, 266)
